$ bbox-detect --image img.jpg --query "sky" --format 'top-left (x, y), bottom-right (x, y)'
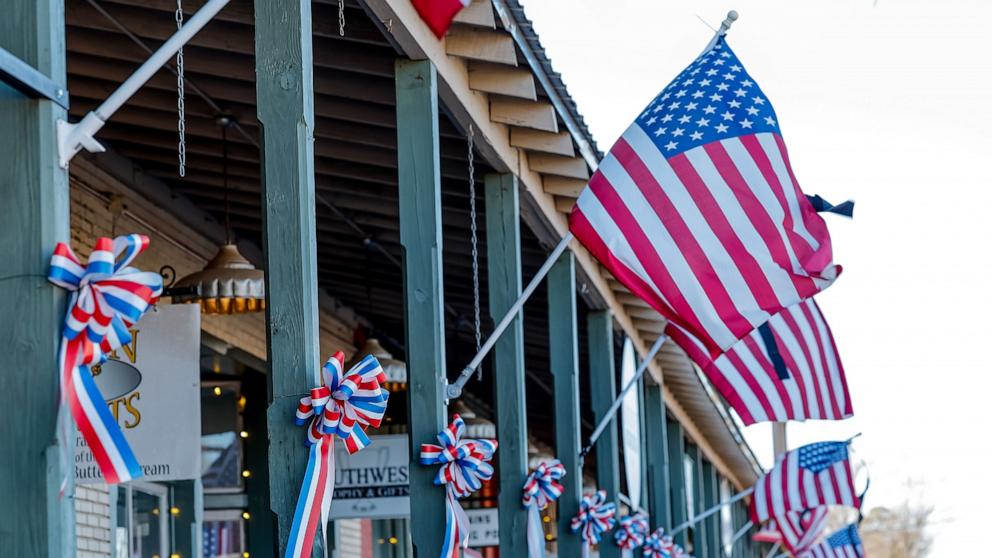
top-left (520, 0), bottom-right (992, 554)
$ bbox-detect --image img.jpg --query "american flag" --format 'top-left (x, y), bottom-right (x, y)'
top-left (799, 524), bottom-right (864, 558)
top-left (202, 519), bottom-right (242, 557)
top-left (753, 506), bottom-right (830, 556)
top-left (669, 298), bottom-right (853, 424)
top-left (749, 442), bottom-right (860, 524)
top-left (410, 0), bottom-right (471, 38)
top-left (569, 36), bottom-right (840, 357)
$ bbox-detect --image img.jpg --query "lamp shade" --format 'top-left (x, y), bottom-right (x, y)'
top-left (172, 244), bottom-right (265, 314)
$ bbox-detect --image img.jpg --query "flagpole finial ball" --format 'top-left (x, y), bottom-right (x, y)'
top-left (728, 10), bottom-right (739, 21)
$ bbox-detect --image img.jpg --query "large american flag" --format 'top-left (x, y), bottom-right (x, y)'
top-left (669, 298), bottom-right (853, 424)
top-left (799, 524), bottom-right (864, 558)
top-left (749, 442), bottom-right (860, 524)
top-left (569, 36), bottom-right (840, 357)
top-left (753, 506), bottom-right (830, 556)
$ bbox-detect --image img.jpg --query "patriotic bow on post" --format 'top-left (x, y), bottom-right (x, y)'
top-left (420, 414), bottom-right (498, 558)
top-left (614, 513), bottom-right (649, 557)
top-left (286, 352), bottom-right (389, 558)
top-left (521, 460), bottom-right (567, 558)
top-left (642, 528), bottom-right (675, 558)
top-left (48, 235), bottom-right (162, 484)
top-left (570, 490), bottom-right (617, 558)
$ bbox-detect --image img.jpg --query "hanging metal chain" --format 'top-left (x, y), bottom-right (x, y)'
top-left (468, 125), bottom-right (483, 381)
top-left (338, 0), bottom-right (346, 36)
top-left (175, 0), bottom-right (186, 177)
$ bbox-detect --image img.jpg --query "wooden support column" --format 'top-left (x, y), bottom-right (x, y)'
top-left (485, 173), bottom-right (529, 556)
top-left (548, 252), bottom-right (582, 558)
top-left (587, 311), bottom-right (620, 558)
top-left (169, 480), bottom-right (202, 558)
top-left (396, 59), bottom-right (448, 558)
top-left (0, 1), bottom-right (73, 556)
top-left (643, 380), bottom-right (671, 530)
top-left (665, 416), bottom-right (688, 547)
top-left (702, 460), bottom-right (720, 556)
top-left (242, 370), bottom-right (275, 556)
top-left (687, 446), bottom-right (707, 557)
top-left (255, 0), bottom-right (321, 554)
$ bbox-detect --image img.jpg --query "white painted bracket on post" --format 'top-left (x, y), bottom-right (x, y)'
top-left (56, 0), bottom-right (231, 167)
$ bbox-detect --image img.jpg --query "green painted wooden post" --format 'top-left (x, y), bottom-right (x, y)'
top-left (665, 416), bottom-right (688, 547)
top-left (643, 380), bottom-right (671, 531)
top-left (485, 173), bottom-right (530, 556)
top-left (702, 461), bottom-right (720, 557)
top-left (255, 0), bottom-right (322, 554)
top-left (0, 1), bottom-right (73, 556)
top-left (242, 370), bottom-right (275, 556)
top-left (548, 252), bottom-right (583, 558)
top-left (587, 311), bottom-right (620, 558)
top-left (395, 59), bottom-right (448, 558)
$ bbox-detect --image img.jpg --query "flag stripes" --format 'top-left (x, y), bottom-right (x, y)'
top-left (670, 298), bottom-right (852, 424)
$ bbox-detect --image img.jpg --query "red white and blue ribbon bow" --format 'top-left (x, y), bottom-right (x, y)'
top-left (48, 235), bottom-right (162, 485)
top-left (522, 459), bottom-right (567, 558)
top-left (643, 528), bottom-right (676, 558)
top-left (420, 414), bottom-right (498, 558)
top-left (614, 512), bottom-right (649, 557)
top-left (286, 351), bottom-right (389, 558)
top-left (570, 490), bottom-right (617, 558)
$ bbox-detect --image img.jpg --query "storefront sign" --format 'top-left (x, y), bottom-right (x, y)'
top-left (76, 304), bottom-right (201, 483)
top-left (465, 508), bottom-right (499, 547)
top-left (330, 434), bottom-right (410, 519)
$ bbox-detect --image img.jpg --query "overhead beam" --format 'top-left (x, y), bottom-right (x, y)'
top-left (468, 62), bottom-right (536, 100)
top-left (490, 97), bottom-right (558, 132)
top-left (528, 153), bottom-right (590, 180)
top-left (0, 1), bottom-right (74, 556)
top-left (395, 58), bottom-right (448, 558)
top-left (255, 0), bottom-right (322, 555)
top-left (548, 252), bottom-right (583, 558)
top-left (486, 173), bottom-right (529, 557)
top-left (444, 27), bottom-right (517, 65)
top-left (511, 128), bottom-right (574, 156)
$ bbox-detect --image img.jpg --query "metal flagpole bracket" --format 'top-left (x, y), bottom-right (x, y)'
top-left (0, 47), bottom-right (69, 109)
top-left (701, 10), bottom-right (740, 55)
top-left (56, 0), bottom-right (231, 168)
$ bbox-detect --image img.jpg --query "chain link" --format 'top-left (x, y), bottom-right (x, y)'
top-left (338, 0), bottom-right (346, 36)
top-left (175, 0), bottom-right (186, 178)
top-left (468, 125), bottom-right (482, 381)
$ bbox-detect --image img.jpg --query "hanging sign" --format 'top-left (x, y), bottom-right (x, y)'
top-left (330, 434), bottom-right (410, 520)
top-left (75, 304), bottom-right (201, 483)
top-left (621, 337), bottom-right (643, 509)
top-left (465, 508), bottom-right (499, 547)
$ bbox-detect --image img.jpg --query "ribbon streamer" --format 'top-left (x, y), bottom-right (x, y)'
top-left (614, 512), bottom-right (649, 557)
top-left (570, 490), bottom-right (617, 558)
top-left (286, 352), bottom-right (389, 558)
top-left (49, 235), bottom-right (162, 484)
top-left (420, 414), bottom-right (498, 558)
top-left (522, 459), bottom-right (566, 558)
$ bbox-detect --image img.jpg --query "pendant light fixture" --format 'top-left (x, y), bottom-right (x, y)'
top-left (169, 116), bottom-right (266, 314)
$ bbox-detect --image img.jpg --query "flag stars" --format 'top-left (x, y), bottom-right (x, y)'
top-left (653, 105), bottom-right (665, 113)
top-left (740, 79), bottom-right (754, 88)
top-left (661, 114), bottom-right (674, 123)
top-left (668, 101), bottom-right (681, 110)
top-left (675, 90), bottom-right (688, 98)
top-left (714, 59), bottom-right (725, 66)
top-left (716, 83), bottom-right (730, 92)
top-left (703, 105), bottom-right (717, 115)
top-left (664, 141), bottom-right (678, 151)
top-left (672, 128), bottom-right (685, 137)
top-left (709, 93), bottom-right (724, 102)
top-left (646, 116), bottom-right (658, 125)
top-left (730, 64), bottom-right (742, 72)
top-left (690, 131), bottom-right (703, 141)
top-left (765, 116), bottom-right (777, 126)
top-left (653, 127), bottom-right (667, 137)
top-left (678, 115), bottom-right (692, 124)
top-left (746, 106), bottom-right (760, 116)
top-left (699, 79), bottom-right (712, 87)
top-left (685, 101), bottom-right (699, 111)
top-left (706, 68), bottom-right (719, 77)
top-left (715, 123), bottom-right (729, 133)
top-left (721, 110), bottom-right (735, 121)
top-left (753, 96), bottom-right (766, 105)
top-left (696, 117), bottom-right (710, 127)
top-left (661, 93), bottom-right (671, 101)
top-left (740, 118), bottom-right (754, 129)
top-left (735, 88), bottom-right (748, 97)
top-left (692, 91), bottom-right (705, 99)
top-left (729, 100), bottom-right (742, 108)
top-left (723, 72), bottom-right (736, 81)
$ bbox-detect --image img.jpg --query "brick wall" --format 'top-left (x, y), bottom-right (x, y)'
top-left (75, 485), bottom-right (112, 558)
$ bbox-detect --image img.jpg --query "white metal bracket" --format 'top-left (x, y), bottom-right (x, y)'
top-left (57, 113), bottom-right (106, 168)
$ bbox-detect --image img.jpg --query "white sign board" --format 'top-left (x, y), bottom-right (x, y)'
top-left (465, 508), bottom-right (499, 548)
top-left (76, 304), bottom-right (201, 483)
top-left (621, 337), bottom-right (642, 509)
top-left (330, 434), bottom-right (410, 520)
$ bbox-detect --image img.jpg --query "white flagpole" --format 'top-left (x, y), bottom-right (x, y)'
top-left (763, 542), bottom-right (781, 558)
top-left (667, 487), bottom-right (754, 538)
top-left (446, 232), bottom-right (574, 399)
top-left (729, 520), bottom-right (755, 548)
